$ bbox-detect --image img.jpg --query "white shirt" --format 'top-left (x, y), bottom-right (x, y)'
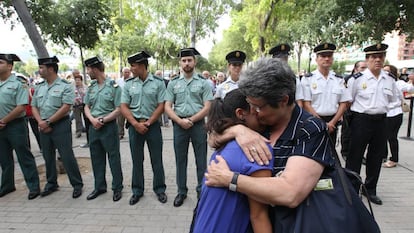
top-left (302, 70), bottom-right (351, 116)
top-left (215, 78), bottom-right (238, 99)
top-left (347, 69), bottom-right (398, 114)
top-left (116, 77), bottom-right (126, 89)
top-left (387, 80), bottom-right (414, 117)
top-left (295, 77), bottom-right (304, 101)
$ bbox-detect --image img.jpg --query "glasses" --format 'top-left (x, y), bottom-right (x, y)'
top-left (246, 98), bottom-right (267, 113)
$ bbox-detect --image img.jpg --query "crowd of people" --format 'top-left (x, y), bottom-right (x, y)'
top-left (1, 41), bottom-right (413, 232)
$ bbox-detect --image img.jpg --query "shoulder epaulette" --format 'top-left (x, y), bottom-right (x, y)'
top-left (334, 74), bottom-right (343, 79)
top-left (16, 75), bottom-right (28, 84)
top-left (126, 77), bottom-right (135, 82)
top-left (36, 80), bottom-right (45, 85)
top-left (61, 79), bottom-right (71, 84)
top-left (197, 74), bottom-right (204, 79)
top-left (352, 72), bottom-right (363, 79)
top-left (304, 73), bottom-right (313, 78)
top-left (153, 74), bottom-right (163, 81)
top-left (109, 79), bottom-right (118, 87)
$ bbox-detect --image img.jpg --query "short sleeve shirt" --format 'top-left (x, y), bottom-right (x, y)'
top-left (165, 73), bottom-right (213, 116)
top-left (302, 70), bottom-right (351, 116)
top-left (214, 78), bottom-right (238, 99)
top-left (346, 69), bottom-right (398, 114)
top-left (0, 74), bottom-right (28, 119)
top-left (272, 105), bottom-right (335, 176)
top-left (84, 77), bottom-right (121, 117)
top-left (31, 77), bottom-right (74, 119)
top-left (121, 73), bottom-right (166, 119)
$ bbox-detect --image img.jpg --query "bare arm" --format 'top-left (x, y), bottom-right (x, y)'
top-left (205, 155), bottom-right (324, 207)
top-left (120, 103), bottom-right (147, 134)
top-left (84, 104), bottom-right (104, 130)
top-left (302, 101), bottom-right (319, 117)
top-left (0, 105), bottom-right (26, 123)
top-left (208, 125), bottom-right (271, 165)
top-left (248, 169), bottom-right (273, 233)
top-left (146, 102), bottom-right (164, 126)
top-left (327, 102), bottom-right (348, 133)
top-left (164, 101), bottom-right (193, 129)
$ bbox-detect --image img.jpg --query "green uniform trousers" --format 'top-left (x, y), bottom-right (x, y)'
top-left (0, 118), bottom-right (40, 192)
top-left (39, 116), bottom-right (83, 190)
top-left (128, 121), bottom-right (166, 195)
top-left (173, 120), bottom-right (207, 195)
top-left (89, 120), bottom-right (123, 191)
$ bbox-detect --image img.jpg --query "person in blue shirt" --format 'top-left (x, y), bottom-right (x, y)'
top-left (192, 89), bottom-right (273, 233)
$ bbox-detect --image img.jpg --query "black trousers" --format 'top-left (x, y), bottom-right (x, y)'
top-left (345, 112), bottom-right (386, 194)
top-left (385, 114), bottom-right (403, 162)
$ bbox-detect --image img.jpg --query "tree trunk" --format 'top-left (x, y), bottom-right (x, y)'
top-left (12, 0), bottom-right (49, 58)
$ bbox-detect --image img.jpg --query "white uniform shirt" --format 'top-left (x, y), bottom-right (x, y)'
top-left (295, 77), bottom-right (304, 101)
top-left (214, 78), bottom-right (238, 99)
top-left (347, 69), bottom-right (398, 115)
top-left (302, 70), bottom-right (351, 116)
top-left (387, 80), bottom-right (414, 117)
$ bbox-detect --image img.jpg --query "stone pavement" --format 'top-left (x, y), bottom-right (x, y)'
top-left (1, 114), bottom-right (414, 233)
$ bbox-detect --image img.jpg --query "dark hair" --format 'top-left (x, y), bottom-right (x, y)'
top-left (352, 61), bottom-right (364, 74)
top-left (384, 64), bottom-right (398, 81)
top-left (93, 62), bottom-right (105, 72)
top-left (238, 57), bottom-right (296, 108)
top-left (205, 89), bottom-right (249, 134)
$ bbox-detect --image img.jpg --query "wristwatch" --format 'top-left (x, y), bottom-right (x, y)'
top-left (98, 117), bottom-right (104, 124)
top-left (45, 119), bottom-right (51, 126)
top-left (229, 172), bottom-right (240, 192)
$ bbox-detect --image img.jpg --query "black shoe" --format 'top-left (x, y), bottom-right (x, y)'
top-left (367, 194), bottom-right (383, 205)
top-left (86, 190), bottom-right (106, 200)
top-left (156, 192), bottom-right (167, 203)
top-left (0, 188), bottom-right (16, 198)
top-left (28, 190), bottom-right (40, 200)
top-left (40, 186), bottom-right (58, 197)
top-left (113, 191), bottom-right (122, 202)
top-left (72, 188), bottom-right (82, 198)
top-left (129, 194), bottom-right (143, 205)
top-left (173, 194), bottom-right (187, 207)
top-left (362, 191), bottom-right (383, 205)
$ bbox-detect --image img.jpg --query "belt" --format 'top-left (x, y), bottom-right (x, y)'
top-left (42, 115), bottom-right (70, 127)
top-left (351, 111), bottom-right (386, 121)
top-left (135, 118), bottom-right (148, 123)
top-left (178, 115), bottom-right (192, 118)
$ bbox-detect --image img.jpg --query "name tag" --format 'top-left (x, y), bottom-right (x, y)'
top-left (314, 178), bottom-right (334, 191)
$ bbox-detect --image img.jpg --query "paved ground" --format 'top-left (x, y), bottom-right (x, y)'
top-left (1, 114), bottom-right (414, 233)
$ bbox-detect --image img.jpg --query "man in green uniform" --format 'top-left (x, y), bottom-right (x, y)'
top-left (165, 48), bottom-right (213, 207)
top-left (120, 51), bottom-right (167, 205)
top-left (0, 53), bottom-right (40, 200)
top-left (83, 56), bottom-right (123, 202)
top-left (31, 56), bottom-right (83, 198)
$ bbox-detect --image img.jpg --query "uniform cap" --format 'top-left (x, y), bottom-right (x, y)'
top-left (363, 43), bottom-right (388, 55)
top-left (177, 48), bottom-right (201, 58)
top-left (313, 43), bottom-right (336, 54)
top-left (127, 51), bottom-right (151, 64)
top-left (84, 56), bottom-right (103, 67)
top-left (269, 44), bottom-right (291, 58)
top-left (0, 53), bottom-right (21, 64)
top-left (38, 56), bottom-right (59, 65)
top-left (225, 50), bottom-right (246, 64)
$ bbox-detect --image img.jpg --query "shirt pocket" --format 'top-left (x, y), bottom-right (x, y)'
top-left (49, 91), bottom-right (62, 107)
top-left (358, 87), bottom-right (375, 101)
top-left (101, 90), bottom-right (114, 103)
top-left (2, 87), bottom-right (17, 104)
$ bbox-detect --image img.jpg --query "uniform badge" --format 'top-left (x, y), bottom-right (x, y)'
top-left (312, 83), bottom-right (317, 89)
top-left (362, 83), bottom-right (367, 89)
top-left (224, 84), bottom-right (229, 90)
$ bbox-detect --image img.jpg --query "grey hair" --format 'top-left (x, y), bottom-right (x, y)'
top-left (238, 57), bottom-right (296, 107)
